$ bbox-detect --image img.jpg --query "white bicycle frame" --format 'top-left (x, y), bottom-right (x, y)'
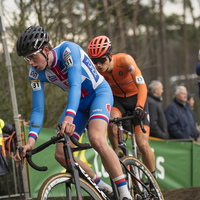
top-left (126, 126), bottom-right (145, 193)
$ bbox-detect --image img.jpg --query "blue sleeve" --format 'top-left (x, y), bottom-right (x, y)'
top-left (63, 43), bottom-right (82, 118)
top-left (29, 78), bottom-right (45, 140)
top-left (165, 106), bottom-right (184, 139)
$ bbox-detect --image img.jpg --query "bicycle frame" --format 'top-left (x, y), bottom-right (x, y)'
top-left (110, 112), bottom-right (149, 194)
top-left (117, 121), bottom-right (129, 156)
top-left (117, 121), bottom-right (138, 159)
top-left (130, 132), bottom-right (138, 159)
top-left (112, 111), bottom-right (145, 158)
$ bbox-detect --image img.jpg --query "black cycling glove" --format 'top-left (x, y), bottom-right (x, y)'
top-left (135, 108), bottom-right (147, 121)
top-left (2, 122), bottom-right (15, 135)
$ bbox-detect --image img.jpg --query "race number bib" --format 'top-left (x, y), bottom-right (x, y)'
top-left (136, 75), bottom-right (145, 84)
top-left (31, 80), bottom-right (41, 91)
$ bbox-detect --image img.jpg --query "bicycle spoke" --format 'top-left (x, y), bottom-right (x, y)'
top-left (121, 156), bottom-right (164, 200)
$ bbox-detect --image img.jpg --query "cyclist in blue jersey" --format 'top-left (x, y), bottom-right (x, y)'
top-left (14, 25), bottom-right (133, 200)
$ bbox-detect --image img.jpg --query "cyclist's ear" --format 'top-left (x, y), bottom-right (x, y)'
top-left (108, 53), bottom-right (113, 61)
top-left (43, 45), bottom-right (49, 54)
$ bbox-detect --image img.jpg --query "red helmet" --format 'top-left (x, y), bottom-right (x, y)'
top-left (88, 35), bottom-right (112, 58)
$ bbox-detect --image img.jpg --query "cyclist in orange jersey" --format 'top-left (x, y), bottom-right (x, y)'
top-left (88, 36), bottom-right (156, 180)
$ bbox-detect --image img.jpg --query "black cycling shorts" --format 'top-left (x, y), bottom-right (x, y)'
top-left (113, 94), bottom-right (150, 132)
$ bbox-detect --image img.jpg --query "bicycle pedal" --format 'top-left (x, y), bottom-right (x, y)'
top-left (134, 194), bottom-right (143, 200)
top-left (106, 192), bottom-right (115, 200)
top-left (137, 191), bottom-right (150, 200)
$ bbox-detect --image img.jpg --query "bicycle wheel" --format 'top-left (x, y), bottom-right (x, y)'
top-left (37, 173), bottom-right (104, 200)
top-left (121, 156), bottom-right (164, 200)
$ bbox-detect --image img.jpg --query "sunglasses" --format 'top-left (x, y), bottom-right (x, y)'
top-left (92, 56), bottom-right (108, 64)
top-left (23, 49), bottom-right (42, 62)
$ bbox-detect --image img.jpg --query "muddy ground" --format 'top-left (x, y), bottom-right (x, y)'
top-left (162, 187), bottom-right (200, 200)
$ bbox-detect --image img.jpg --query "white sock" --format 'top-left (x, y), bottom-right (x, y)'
top-left (92, 175), bottom-right (113, 194)
top-left (113, 175), bottom-right (132, 200)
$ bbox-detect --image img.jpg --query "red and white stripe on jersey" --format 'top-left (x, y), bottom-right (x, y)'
top-left (29, 131), bottom-right (38, 140)
top-left (66, 109), bottom-right (76, 118)
top-left (89, 114), bottom-right (109, 124)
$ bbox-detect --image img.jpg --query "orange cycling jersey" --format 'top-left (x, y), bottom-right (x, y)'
top-left (99, 53), bottom-right (147, 108)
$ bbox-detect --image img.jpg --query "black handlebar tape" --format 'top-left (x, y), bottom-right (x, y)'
top-left (26, 151), bottom-right (47, 171)
top-left (31, 136), bottom-right (59, 155)
top-left (109, 115), bottom-right (135, 123)
top-left (140, 121), bottom-right (146, 133)
top-left (70, 135), bottom-right (92, 149)
top-left (109, 114), bottom-right (146, 133)
top-left (25, 135), bottom-right (62, 171)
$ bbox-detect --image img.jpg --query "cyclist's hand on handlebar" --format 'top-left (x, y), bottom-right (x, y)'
top-left (14, 138), bottom-right (35, 168)
top-left (135, 107), bottom-right (147, 121)
top-left (14, 144), bottom-right (32, 168)
top-left (60, 116), bottom-right (75, 136)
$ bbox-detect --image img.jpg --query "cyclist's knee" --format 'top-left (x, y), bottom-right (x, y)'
top-left (90, 135), bottom-right (103, 147)
top-left (137, 141), bottom-right (149, 155)
top-left (89, 135), bottom-right (108, 153)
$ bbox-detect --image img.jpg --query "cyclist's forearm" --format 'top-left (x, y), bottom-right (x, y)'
top-left (26, 137), bottom-right (36, 150)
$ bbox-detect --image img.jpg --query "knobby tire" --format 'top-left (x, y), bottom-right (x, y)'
top-left (37, 173), bottom-right (103, 200)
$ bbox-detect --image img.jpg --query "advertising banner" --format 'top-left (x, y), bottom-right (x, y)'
top-left (192, 142), bottom-right (200, 186)
top-left (23, 126), bottom-right (200, 197)
top-left (148, 139), bottom-right (193, 190)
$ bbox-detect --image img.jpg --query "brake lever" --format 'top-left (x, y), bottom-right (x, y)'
top-left (58, 123), bottom-right (62, 130)
top-left (140, 120), bottom-right (146, 133)
top-left (17, 146), bottom-right (24, 170)
top-left (133, 110), bottom-right (146, 133)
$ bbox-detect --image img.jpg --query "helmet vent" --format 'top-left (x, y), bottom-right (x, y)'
top-left (87, 35), bottom-right (112, 58)
top-left (16, 25), bottom-right (50, 56)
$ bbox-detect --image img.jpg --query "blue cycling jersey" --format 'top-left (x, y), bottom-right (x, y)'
top-left (28, 41), bottom-right (113, 140)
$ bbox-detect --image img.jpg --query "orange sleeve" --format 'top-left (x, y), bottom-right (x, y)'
top-left (136, 84), bottom-right (147, 108)
top-left (125, 55), bottom-right (147, 108)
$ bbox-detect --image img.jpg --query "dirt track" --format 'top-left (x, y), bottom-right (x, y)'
top-left (162, 187), bottom-right (200, 200)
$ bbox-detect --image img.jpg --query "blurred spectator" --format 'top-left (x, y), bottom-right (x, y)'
top-left (196, 61), bottom-right (200, 97)
top-left (165, 86), bottom-right (199, 141)
top-left (148, 80), bottom-right (169, 139)
top-left (187, 93), bottom-right (200, 138)
top-left (187, 93), bottom-right (195, 110)
top-left (0, 119), bottom-right (15, 192)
